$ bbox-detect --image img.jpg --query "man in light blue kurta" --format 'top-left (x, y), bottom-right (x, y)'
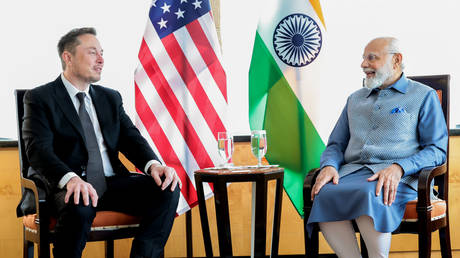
top-left (306, 37), bottom-right (447, 258)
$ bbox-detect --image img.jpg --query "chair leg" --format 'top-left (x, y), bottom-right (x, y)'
top-left (186, 210), bottom-right (193, 258)
top-left (23, 240), bottom-right (34, 258)
top-left (37, 214), bottom-right (51, 258)
top-left (105, 240), bottom-right (114, 258)
top-left (359, 234), bottom-right (369, 258)
top-left (417, 203), bottom-right (433, 258)
top-left (418, 230), bottom-right (431, 258)
top-left (23, 227), bottom-right (34, 258)
top-left (37, 241), bottom-right (50, 258)
top-left (304, 221), bottom-right (319, 258)
top-left (303, 219), bottom-right (308, 255)
top-left (439, 226), bottom-right (452, 258)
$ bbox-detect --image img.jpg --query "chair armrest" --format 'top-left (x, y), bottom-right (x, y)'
top-left (21, 177), bottom-right (39, 198)
top-left (416, 163), bottom-right (447, 209)
top-left (20, 176), bottom-right (49, 218)
top-left (303, 168), bottom-right (321, 214)
top-left (20, 175), bottom-right (52, 243)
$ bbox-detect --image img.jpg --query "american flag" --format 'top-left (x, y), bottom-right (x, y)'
top-left (134, 0), bottom-right (227, 215)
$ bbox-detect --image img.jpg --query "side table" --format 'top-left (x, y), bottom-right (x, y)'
top-left (194, 167), bottom-right (284, 258)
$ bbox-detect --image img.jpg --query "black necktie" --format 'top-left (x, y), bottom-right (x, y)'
top-left (76, 92), bottom-right (107, 197)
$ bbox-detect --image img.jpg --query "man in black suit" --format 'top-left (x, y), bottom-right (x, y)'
top-left (22, 27), bottom-right (181, 258)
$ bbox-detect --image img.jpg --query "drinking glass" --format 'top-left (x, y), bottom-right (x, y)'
top-left (251, 130), bottom-right (267, 167)
top-left (217, 132), bottom-right (234, 167)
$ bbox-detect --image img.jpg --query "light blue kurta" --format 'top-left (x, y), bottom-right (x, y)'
top-left (307, 74), bottom-right (448, 234)
top-left (307, 168), bottom-right (417, 234)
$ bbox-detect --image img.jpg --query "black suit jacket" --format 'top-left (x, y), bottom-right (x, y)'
top-left (22, 76), bottom-right (158, 190)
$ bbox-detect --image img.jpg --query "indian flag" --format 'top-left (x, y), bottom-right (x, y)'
top-left (249, 0), bottom-right (329, 217)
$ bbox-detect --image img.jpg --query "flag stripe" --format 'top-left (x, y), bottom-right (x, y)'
top-left (136, 1), bottom-right (226, 214)
top-left (160, 33), bottom-right (225, 140)
top-left (139, 39), bottom-right (215, 170)
top-left (141, 18), bottom-right (219, 195)
top-left (142, 21), bottom-right (224, 166)
top-left (249, 31), bottom-right (325, 216)
top-left (135, 109), bottom-right (194, 214)
top-left (186, 19), bottom-right (227, 101)
top-left (173, 24), bottom-right (227, 127)
top-left (198, 13), bottom-right (223, 61)
top-left (309, 0), bottom-right (326, 28)
top-left (136, 109), bottom-right (195, 215)
top-left (135, 63), bottom-right (199, 182)
top-left (134, 112), bottom-right (165, 164)
top-left (135, 83), bottom-right (198, 206)
top-left (135, 63), bottom-right (215, 207)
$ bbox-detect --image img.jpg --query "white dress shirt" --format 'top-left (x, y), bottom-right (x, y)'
top-left (58, 74), bottom-right (115, 188)
top-left (57, 74), bottom-right (159, 188)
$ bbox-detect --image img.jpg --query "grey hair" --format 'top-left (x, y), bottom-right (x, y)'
top-left (382, 37), bottom-right (405, 71)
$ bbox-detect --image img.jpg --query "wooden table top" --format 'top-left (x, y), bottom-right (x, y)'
top-left (195, 166), bottom-right (283, 175)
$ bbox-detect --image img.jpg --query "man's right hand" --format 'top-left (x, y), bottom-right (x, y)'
top-left (64, 177), bottom-right (98, 207)
top-left (311, 166), bottom-right (339, 201)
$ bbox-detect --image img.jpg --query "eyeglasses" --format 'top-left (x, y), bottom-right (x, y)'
top-left (362, 52), bottom-right (398, 63)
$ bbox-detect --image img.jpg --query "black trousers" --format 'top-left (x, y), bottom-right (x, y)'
top-left (52, 173), bottom-right (180, 258)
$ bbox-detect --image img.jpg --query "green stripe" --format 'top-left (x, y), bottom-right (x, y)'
top-left (249, 32), bottom-right (283, 130)
top-left (249, 31), bottom-right (326, 217)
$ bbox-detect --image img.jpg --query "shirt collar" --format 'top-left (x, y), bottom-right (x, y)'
top-left (366, 73), bottom-right (408, 97)
top-left (61, 73), bottom-right (91, 98)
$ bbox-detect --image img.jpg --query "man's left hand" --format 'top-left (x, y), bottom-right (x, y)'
top-left (148, 164), bottom-right (182, 191)
top-left (367, 164), bottom-right (404, 206)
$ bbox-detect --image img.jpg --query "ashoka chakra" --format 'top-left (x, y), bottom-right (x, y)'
top-left (273, 13), bottom-right (322, 67)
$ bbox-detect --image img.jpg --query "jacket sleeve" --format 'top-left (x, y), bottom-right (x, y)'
top-left (22, 89), bottom-right (72, 188)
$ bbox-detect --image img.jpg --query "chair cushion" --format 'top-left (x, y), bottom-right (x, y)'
top-left (23, 211), bottom-right (141, 233)
top-left (402, 199), bottom-right (446, 222)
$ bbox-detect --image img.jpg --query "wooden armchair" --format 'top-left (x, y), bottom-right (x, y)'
top-left (303, 75), bottom-right (452, 258)
top-left (15, 89), bottom-right (142, 258)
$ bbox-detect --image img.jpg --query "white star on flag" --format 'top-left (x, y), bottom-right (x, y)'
top-left (175, 8), bottom-right (185, 19)
top-left (136, 0), bottom-right (227, 216)
top-left (192, 0), bottom-right (202, 9)
top-left (157, 18), bottom-right (167, 28)
top-left (151, 0), bottom-right (157, 7)
top-left (160, 2), bottom-right (171, 13)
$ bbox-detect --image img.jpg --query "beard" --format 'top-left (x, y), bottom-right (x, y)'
top-left (363, 58), bottom-right (393, 89)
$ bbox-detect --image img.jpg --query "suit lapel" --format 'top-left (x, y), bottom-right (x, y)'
top-left (53, 77), bottom-right (86, 142)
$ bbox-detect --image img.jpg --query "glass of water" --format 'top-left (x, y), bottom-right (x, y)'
top-left (251, 130), bottom-right (267, 167)
top-left (217, 132), bottom-right (234, 167)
